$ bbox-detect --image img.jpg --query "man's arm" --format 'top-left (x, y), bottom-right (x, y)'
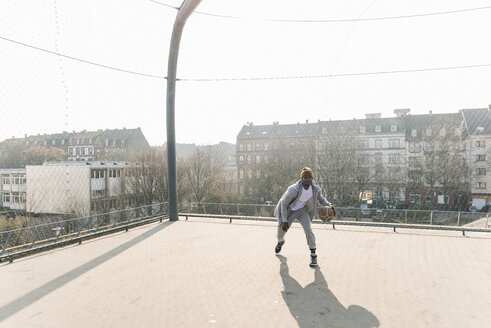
top-left (279, 186), bottom-right (298, 222)
top-left (317, 191), bottom-right (331, 207)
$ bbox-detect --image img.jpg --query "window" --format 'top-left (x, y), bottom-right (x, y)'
top-left (388, 139), bottom-right (400, 148)
top-left (425, 129), bottom-right (432, 137)
top-left (476, 168), bottom-right (486, 175)
top-left (290, 142), bottom-right (295, 149)
top-left (388, 154), bottom-right (400, 164)
top-left (360, 126), bottom-right (366, 133)
top-left (476, 182), bottom-right (487, 189)
top-left (2, 175), bottom-right (10, 185)
top-left (52, 140), bottom-right (56, 145)
top-left (322, 128), bottom-right (327, 134)
top-left (2, 192), bottom-right (10, 203)
top-left (256, 155), bottom-right (261, 164)
top-left (109, 169), bottom-right (121, 178)
top-left (88, 138), bottom-right (92, 144)
top-left (239, 144), bottom-right (244, 152)
top-left (391, 124), bottom-right (397, 132)
top-left (77, 139), bottom-right (80, 145)
top-left (375, 153), bottom-right (382, 164)
top-left (247, 170), bottom-right (252, 179)
top-left (375, 140), bottom-right (382, 148)
top-left (410, 194), bottom-right (421, 205)
top-left (437, 195), bottom-right (449, 205)
top-left (61, 139), bottom-right (65, 145)
top-left (247, 155), bottom-right (252, 164)
top-left (44, 140), bottom-right (47, 146)
top-left (91, 189), bottom-right (106, 197)
top-left (91, 169), bottom-right (106, 179)
top-left (26, 141), bottom-right (29, 146)
top-left (411, 129), bottom-right (417, 137)
top-left (375, 126), bottom-right (381, 133)
top-left (426, 196), bottom-right (433, 205)
top-left (238, 155), bottom-right (244, 164)
top-left (256, 170), bottom-right (261, 178)
top-left (362, 140), bottom-right (369, 149)
top-left (476, 140), bottom-right (486, 147)
top-left (264, 143), bottom-right (269, 151)
top-left (255, 143), bottom-right (261, 151)
top-left (476, 154), bottom-right (486, 161)
top-left (246, 144), bottom-right (252, 151)
top-left (239, 168), bottom-right (244, 179)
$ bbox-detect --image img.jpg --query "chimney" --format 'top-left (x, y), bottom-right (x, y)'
top-left (429, 110), bottom-right (432, 115)
top-left (365, 113), bottom-right (382, 119)
top-left (305, 119), bottom-right (309, 124)
top-left (394, 108), bottom-right (410, 117)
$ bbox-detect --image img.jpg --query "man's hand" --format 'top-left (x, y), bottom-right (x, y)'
top-left (281, 222), bottom-right (289, 232)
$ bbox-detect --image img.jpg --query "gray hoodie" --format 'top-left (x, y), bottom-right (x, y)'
top-left (274, 180), bottom-right (331, 223)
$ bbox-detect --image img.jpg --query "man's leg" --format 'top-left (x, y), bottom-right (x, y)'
top-left (297, 207), bottom-right (316, 250)
top-left (297, 208), bottom-right (318, 267)
top-left (275, 210), bottom-right (296, 254)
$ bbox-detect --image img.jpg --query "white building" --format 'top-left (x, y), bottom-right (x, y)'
top-left (26, 162), bottom-right (132, 216)
top-left (0, 169), bottom-right (27, 210)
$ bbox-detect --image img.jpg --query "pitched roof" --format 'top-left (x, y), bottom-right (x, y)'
top-left (237, 122), bottom-right (316, 140)
top-left (461, 108), bottom-right (491, 136)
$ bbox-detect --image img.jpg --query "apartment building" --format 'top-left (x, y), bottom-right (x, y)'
top-left (315, 113), bottom-right (406, 206)
top-left (0, 127), bottom-right (150, 168)
top-left (461, 107), bottom-right (491, 209)
top-left (236, 121), bottom-right (316, 198)
top-left (0, 169), bottom-right (27, 210)
top-left (26, 162), bottom-right (133, 216)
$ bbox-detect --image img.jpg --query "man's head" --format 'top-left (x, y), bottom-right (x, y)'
top-left (300, 167), bottom-right (314, 188)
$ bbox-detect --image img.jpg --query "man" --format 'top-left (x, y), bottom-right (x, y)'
top-left (274, 167), bottom-right (334, 267)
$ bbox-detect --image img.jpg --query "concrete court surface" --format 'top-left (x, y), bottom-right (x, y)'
top-left (0, 217), bottom-right (490, 328)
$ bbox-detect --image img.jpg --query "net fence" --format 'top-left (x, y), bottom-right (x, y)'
top-left (1, 1), bottom-right (490, 257)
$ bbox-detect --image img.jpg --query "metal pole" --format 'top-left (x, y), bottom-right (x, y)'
top-left (166, 0), bottom-right (203, 221)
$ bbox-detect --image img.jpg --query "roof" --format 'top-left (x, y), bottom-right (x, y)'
top-left (461, 108), bottom-right (491, 136)
top-left (237, 122), bottom-right (316, 140)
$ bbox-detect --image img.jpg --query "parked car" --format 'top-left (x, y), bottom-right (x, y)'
top-left (481, 204), bottom-right (491, 212)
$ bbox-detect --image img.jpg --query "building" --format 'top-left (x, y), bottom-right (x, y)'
top-left (0, 168), bottom-right (27, 210)
top-left (403, 111), bottom-right (468, 210)
top-left (0, 127), bottom-right (150, 168)
top-left (236, 121), bottom-right (316, 200)
top-left (461, 107), bottom-right (491, 210)
top-left (26, 162), bottom-right (133, 216)
top-left (316, 113), bottom-right (406, 206)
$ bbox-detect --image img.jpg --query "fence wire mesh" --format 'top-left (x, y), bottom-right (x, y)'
top-left (1, 1), bottom-right (490, 258)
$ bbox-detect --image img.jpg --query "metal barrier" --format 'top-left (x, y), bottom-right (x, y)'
top-left (180, 212), bottom-right (491, 236)
top-left (0, 202), bottom-right (168, 263)
top-left (181, 203), bottom-right (490, 228)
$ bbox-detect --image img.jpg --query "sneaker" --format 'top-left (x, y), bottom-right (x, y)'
top-left (275, 241), bottom-right (285, 254)
top-left (309, 254), bottom-right (318, 267)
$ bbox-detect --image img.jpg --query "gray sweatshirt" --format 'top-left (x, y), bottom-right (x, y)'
top-left (274, 180), bottom-right (331, 223)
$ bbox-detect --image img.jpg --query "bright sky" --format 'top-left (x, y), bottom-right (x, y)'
top-left (1, 0), bottom-right (490, 146)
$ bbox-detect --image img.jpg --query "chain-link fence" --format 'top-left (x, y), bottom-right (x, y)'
top-left (1, 1), bottom-right (490, 258)
top-left (0, 202), bottom-right (168, 260)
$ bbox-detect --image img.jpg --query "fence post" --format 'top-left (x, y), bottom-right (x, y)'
top-left (1, 231), bottom-right (12, 256)
top-left (457, 212), bottom-right (461, 226)
top-left (405, 210), bottom-right (408, 223)
top-left (219, 203), bottom-right (223, 215)
top-left (430, 211), bottom-right (433, 225)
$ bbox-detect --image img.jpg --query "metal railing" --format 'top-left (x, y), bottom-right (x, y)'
top-left (0, 202), bottom-right (168, 262)
top-left (180, 202), bottom-right (491, 229)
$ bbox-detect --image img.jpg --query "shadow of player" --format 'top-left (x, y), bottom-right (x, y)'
top-left (278, 255), bottom-right (379, 328)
